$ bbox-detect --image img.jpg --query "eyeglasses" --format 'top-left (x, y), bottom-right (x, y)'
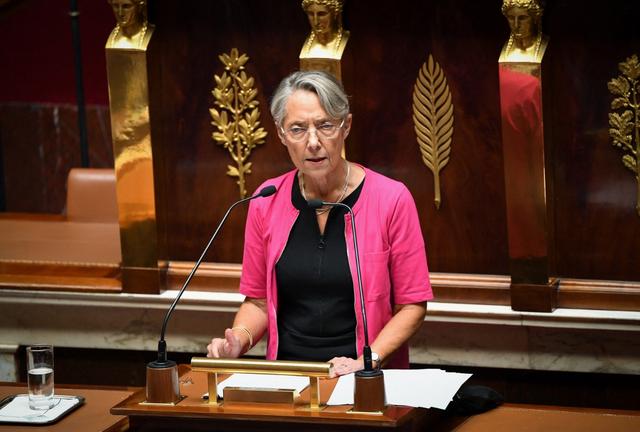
top-left (280, 119), bottom-right (345, 143)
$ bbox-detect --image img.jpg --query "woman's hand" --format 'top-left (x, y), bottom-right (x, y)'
top-left (206, 328), bottom-right (244, 358)
top-left (328, 356), bottom-right (364, 378)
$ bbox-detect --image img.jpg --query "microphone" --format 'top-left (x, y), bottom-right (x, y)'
top-left (308, 198), bottom-right (385, 412)
top-left (307, 199), bottom-right (374, 370)
top-left (146, 185), bottom-right (277, 403)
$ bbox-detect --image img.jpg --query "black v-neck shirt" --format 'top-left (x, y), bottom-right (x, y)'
top-left (275, 175), bottom-right (364, 361)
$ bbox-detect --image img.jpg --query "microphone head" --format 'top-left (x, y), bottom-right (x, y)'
top-left (307, 199), bottom-right (324, 209)
top-left (258, 185), bottom-right (277, 197)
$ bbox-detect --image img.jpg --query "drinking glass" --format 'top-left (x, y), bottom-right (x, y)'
top-left (26, 345), bottom-right (55, 410)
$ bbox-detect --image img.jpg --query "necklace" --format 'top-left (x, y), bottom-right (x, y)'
top-left (110, 22), bottom-right (148, 49)
top-left (505, 33), bottom-right (542, 60)
top-left (299, 161), bottom-right (350, 215)
top-left (304, 27), bottom-right (343, 56)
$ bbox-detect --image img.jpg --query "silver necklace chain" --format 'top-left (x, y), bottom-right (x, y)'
top-left (299, 161), bottom-right (350, 215)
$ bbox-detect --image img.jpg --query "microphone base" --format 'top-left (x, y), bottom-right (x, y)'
top-left (353, 369), bottom-right (386, 413)
top-left (145, 359), bottom-right (181, 404)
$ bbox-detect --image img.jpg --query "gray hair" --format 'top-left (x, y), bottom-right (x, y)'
top-left (270, 70), bottom-right (350, 127)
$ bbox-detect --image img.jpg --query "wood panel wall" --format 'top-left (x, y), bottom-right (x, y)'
top-left (146, 0), bottom-right (640, 283)
top-left (147, 0), bottom-right (511, 273)
top-left (2, 1), bottom-right (639, 302)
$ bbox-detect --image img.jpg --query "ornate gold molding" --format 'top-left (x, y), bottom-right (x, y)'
top-left (412, 54), bottom-right (454, 210)
top-left (210, 48), bottom-right (267, 198)
top-left (608, 54), bottom-right (640, 216)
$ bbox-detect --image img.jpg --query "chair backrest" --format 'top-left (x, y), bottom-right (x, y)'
top-left (66, 168), bottom-right (119, 223)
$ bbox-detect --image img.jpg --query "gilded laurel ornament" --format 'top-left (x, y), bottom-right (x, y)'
top-left (608, 54), bottom-right (640, 216)
top-left (210, 48), bottom-right (267, 198)
top-left (412, 54), bottom-right (454, 210)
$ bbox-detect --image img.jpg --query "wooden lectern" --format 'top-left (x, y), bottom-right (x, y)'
top-left (111, 365), bottom-right (440, 431)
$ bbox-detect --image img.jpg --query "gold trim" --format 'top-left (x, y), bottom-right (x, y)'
top-left (191, 357), bottom-right (331, 410)
top-left (210, 48), bottom-right (267, 198)
top-left (608, 54), bottom-right (640, 216)
top-left (191, 357), bottom-right (332, 376)
top-left (412, 54), bottom-right (454, 210)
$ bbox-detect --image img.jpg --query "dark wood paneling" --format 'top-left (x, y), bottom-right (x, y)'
top-left (346, 0), bottom-right (509, 275)
top-left (547, 1), bottom-right (640, 282)
top-left (2, 1), bottom-right (640, 296)
top-left (435, 363), bottom-right (640, 411)
top-left (148, 1), bottom-right (301, 263)
top-left (0, 103), bottom-right (113, 213)
top-left (148, 0), bottom-right (511, 274)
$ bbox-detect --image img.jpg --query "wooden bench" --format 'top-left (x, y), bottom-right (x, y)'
top-left (0, 169), bottom-right (122, 293)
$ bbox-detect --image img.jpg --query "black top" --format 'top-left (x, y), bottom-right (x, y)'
top-left (275, 174), bottom-right (364, 361)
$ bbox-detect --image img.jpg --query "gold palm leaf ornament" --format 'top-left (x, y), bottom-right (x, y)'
top-left (412, 54), bottom-right (454, 210)
top-left (608, 54), bottom-right (640, 216)
top-left (210, 48), bottom-right (267, 198)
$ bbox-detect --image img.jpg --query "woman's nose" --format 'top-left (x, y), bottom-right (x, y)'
top-left (307, 129), bottom-right (321, 147)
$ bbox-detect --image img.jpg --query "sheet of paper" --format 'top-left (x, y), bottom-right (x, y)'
top-left (216, 373), bottom-right (310, 398)
top-left (326, 368), bottom-right (471, 410)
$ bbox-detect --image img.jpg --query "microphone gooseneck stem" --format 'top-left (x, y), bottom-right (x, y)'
top-left (308, 199), bottom-right (373, 371)
top-left (345, 203), bottom-right (374, 371)
top-left (347, 206), bottom-right (370, 347)
top-left (156, 187), bottom-right (275, 363)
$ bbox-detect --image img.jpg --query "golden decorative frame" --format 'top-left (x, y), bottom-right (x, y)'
top-left (608, 54), bottom-right (640, 216)
top-left (412, 54), bottom-right (454, 210)
top-left (210, 48), bottom-right (267, 198)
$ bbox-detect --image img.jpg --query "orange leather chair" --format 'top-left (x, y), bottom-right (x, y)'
top-left (66, 168), bottom-right (119, 223)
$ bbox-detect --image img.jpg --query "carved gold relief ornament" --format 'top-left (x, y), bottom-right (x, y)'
top-left (210, 48), bottom-right (267, 198)
top-left (608, 54), bottom-right (640, 216)
top-left (412, 54), bottom-right (454, 210)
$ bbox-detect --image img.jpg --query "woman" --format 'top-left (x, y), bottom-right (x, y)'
top-left (207, 71), bottom-right (432, 376)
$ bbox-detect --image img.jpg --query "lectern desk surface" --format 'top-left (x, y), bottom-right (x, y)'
top-left (111, 365), bottom-right (439, 432)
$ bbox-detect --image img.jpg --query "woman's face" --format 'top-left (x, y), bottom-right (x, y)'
top-left (110, 0), bottom-right (139, 29)
top-left (505, 6), bottom-right (536, 42)
top-left (306, 3), bottom-right (335, 39)
top-left (278, 90), bottom-right (351, 179)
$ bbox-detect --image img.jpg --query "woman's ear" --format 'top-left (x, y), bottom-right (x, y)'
top-left (275, 123), bottom-right (287, 145)
top-left (343, 113), bottom-right (353, 139)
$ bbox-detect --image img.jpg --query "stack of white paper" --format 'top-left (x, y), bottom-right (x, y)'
top-left (327, 369), bottom-right (471, 410)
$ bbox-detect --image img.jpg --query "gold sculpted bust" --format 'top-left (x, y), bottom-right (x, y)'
top-left (300, 0), bottom-right (349, 60)
top-left (106, 0), bottom-right (153, 50)
top-left (499, 0), bottom-right (548, 63)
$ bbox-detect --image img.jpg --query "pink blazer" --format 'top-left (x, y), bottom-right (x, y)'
top-left (239, 166), bottom-right (433, 368)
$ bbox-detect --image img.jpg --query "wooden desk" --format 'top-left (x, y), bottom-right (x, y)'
top-left (433, 404), bottom-right (640, 432)
top-left (113, 366), bottom-right (640, 432)
top-left (0, 383), bottom-right (134, 432)
top-left (112, 367), bottom-right (441, 431)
